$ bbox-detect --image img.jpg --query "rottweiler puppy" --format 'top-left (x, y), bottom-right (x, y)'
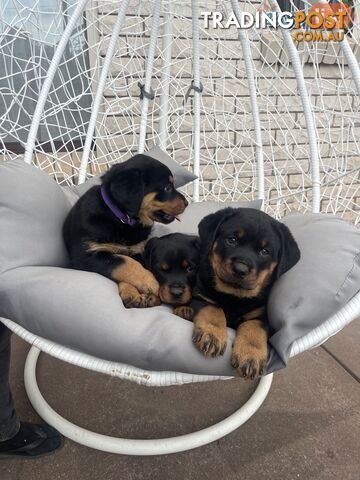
top-left (189, 207), bottom-right (300, 380)
top-left (143, 233), bottom-right (200, 318)
top-left (63, 154), bottom-right (188, 308)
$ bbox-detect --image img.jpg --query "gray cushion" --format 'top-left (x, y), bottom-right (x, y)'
top-left (0, 265), bottom-right (236, 376)
top-left (146, 146), bottom-right (198, 188)
top-left (0, 159), bottom-right (359, 376)
top-left (267, 213), bottom-right (360, 371)
top-left (71, 146), bottom-right (197, 199)
top-left (0, 159), bottom-right (70, 274)
top-left (151, 199), bottom-right (263, 237)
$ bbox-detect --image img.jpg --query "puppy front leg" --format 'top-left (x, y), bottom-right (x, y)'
top-left (112, 256), bottom-right (160, 307)
top-left (111, 255), bottom-right (159, 295)
top-left (231, 320), bottom-right (268, 380)
top-left (191, 301), bottom-right (227, 357)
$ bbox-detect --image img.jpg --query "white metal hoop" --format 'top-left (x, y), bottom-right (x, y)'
top-left (24, 346), bottom-right (273, 455)
top-left (1, 0), bottom-right (359, 456)
top-left (23, 0), bottom-right (89, 165)
top-left (269, 0), bottom-right (321, 213)
top-left (78, 0), bottom-right (130, 184)
top-left (138, 0), bottom-right (163, 155)
top-left (231, 0), bottom-right (265, 201)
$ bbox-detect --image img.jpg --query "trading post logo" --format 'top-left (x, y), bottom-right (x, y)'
top-left (202, 2), bottom-right (353, 42)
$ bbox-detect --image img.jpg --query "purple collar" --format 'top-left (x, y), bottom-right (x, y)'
top-left (100, 185), bottom-right (138, 226)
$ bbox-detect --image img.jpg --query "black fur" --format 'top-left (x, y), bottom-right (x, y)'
top-left (144, 233), bottom-right (200, 306)
top-left (191, 207), bottom-right (301, 329)
top-left (63, 154), bottom-right (188, 280)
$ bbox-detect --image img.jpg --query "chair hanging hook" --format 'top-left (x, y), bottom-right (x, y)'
top-left (184, 79), bottom-right (204, 104)
top-left (138, 82), bottom-right (155, 100)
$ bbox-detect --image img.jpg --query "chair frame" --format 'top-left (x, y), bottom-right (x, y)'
top-left (1, 289), bottom-right (359, 454)
top-left (1, 0), bottom-right (360, 455)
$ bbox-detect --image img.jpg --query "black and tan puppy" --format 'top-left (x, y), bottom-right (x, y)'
top-left (63, 154), bottom-right (188, 308)
top-left (188, 207), bottom-right (300, 380)
top-left (144, 233), bottom-right (200, 318)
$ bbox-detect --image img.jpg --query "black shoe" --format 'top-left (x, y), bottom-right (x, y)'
top-left (0, 422), bottom-right (64, 459)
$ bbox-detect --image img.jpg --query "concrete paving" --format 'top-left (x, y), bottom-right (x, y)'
top-left (1, 320), bottom-right (359, 480)
top-left (322, 320), bottom-right (360, 382)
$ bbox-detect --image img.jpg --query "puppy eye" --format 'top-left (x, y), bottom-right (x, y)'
top-left (164, 184), bottom-right (173, 193)
top-left (259, 248), bottom-right (270, 256)
top-left (226, 236), bottom-right (237, 246)
top-left (186, 265), bottom-right (194, 272)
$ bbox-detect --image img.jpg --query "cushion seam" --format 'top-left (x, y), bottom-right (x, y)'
top-left (335, 251), bottom-right (360, 299)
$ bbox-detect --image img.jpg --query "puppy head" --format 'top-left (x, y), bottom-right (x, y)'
top-left (198, 208), bottom-right (300, 296)
top-left (101, 155), bottom-right (188, 226)
top-left (144, 233), bottom-right (200, 306)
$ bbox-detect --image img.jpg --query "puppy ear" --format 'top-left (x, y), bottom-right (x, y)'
top-left (191, 236), bottom-right (201, 251)
top-left (143, 237), bottom-right (159, 268)
top-left (102, 165), bottom-right (144, 218)
top-left (198, 208), bottom-right (235, 242)
top-left (198, 208), bottom-right (237, 253)
top-left (273, 221), bottom-right (301, 278)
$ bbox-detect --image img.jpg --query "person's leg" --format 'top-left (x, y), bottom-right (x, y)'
top-left (0, 323), bottom-right (20, 441)
top-left (0, 324), bottom-right (64, 458)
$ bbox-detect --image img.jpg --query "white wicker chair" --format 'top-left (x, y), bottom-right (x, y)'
top-left (0, 0), bottom-right (359, 455)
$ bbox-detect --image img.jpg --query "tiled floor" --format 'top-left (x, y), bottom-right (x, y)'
top-left (1, 320), bottom-right (359, 480)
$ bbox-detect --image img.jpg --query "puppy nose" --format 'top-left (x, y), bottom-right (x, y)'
top-left (184, 199), bottom-right (189, 207)
top-left (232, 261), bottom-right (250, 277)
top-left (170, 284), bottom-right (185, 297)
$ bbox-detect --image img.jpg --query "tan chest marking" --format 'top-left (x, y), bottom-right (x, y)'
top-left (242, 306), bottom-right (266, 321)
top-left (196, 293), bottom-right (216, 305)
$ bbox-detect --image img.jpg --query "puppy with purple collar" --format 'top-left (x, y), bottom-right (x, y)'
top-left (63, 155), bottom-right (188, 308)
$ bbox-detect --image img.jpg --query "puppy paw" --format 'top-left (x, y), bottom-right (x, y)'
top-left (145, 293), bottom-right (161, 307)
top-left (119, 283), bottom-right (146, 308)
top-left (231, 346), bottom-right (267, 380)
top-left (136, 270), bottom-right (160, 296)
top-left (119, 283), bottom-right (161, 309)
top-left (231, 320), bottom-right (268, 380)
top-left (192, 326), bottom-right (227, 358)
top-left (174, 306), bottom-right (194, 320)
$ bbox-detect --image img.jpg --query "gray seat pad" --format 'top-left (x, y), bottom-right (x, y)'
top-left (0, 265), bottom-right (236, 376)
top-left (0, 159), bottom-right (359, 375)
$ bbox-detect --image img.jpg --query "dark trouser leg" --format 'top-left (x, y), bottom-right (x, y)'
top-left (0, 324), bottom-right (20, 442)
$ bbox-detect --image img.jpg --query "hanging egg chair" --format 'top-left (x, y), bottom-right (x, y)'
top-left (0, 0), bottom-right (359, 455)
